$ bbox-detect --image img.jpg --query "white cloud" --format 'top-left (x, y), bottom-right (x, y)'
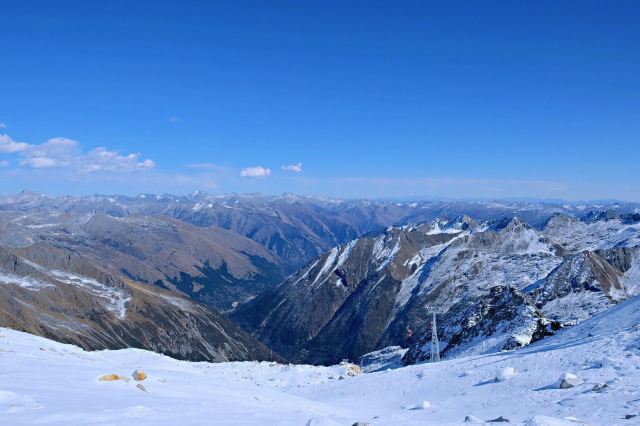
top-left (46, 137), bottom-right (77, 147)
top-left (169, 117), bottom-right (180, 124)
top-left (240, 166), bottom-right (271, 178)
top-left (282, 162), bottom-right (302, 173)
top-left (0, 133), bottom-right (155, 174)
top-left (0, 123), bottom-right (6, 129)
top-left (19, 137), bottom-right (79, 168)
top-left (22, 157), bottom-right (64, 168)
top-left (81, 147), bottom-right (155, 173)
top-left (0, 160), bottom-right (9, 167)
top-left (0, 134), bottom-right (30, 153)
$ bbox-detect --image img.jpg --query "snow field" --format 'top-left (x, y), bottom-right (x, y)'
top-left (1, 296), bottom-right (640, 425)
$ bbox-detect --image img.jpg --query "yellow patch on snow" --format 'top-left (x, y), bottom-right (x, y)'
top-left (99, 374), bottom-right (129, 382)
top-left (132, 369), bottom-right (147, 381)
top-left (339, 361), bottom-right (364, 377)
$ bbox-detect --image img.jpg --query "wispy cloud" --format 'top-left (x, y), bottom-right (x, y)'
top-left (188, 162), bottom-right (224, 170)
top-left (282, 162), bottom-right (302, 173)
top-left (19, 137), bottom-right (79, 168)
top-left (240, 166), bottom-right (271, 178)
top-left (0, 134), bottom-right (30, 153)
top-left (168, 117), bottom-right (180, 124)
top-left (0, 123), bottom-right (7, 129)
top-left (80, 148), bottom-right (155, 173)
top-left (0, 160), bottom-right (9, 167)
top-left (1, 133), bottom-right (155, 174)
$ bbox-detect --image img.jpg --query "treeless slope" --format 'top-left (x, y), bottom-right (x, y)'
top-left (0, 243), bottom-right (274, 362)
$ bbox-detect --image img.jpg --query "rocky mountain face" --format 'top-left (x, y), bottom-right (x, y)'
top-left (71, 213), bottom-right (283, 311)
top-left (3, 191), bottom-right (637, 311)
top-left (233, 213), bottom-right (640, 365)
top-left (2, 191), bottom-right (640, 365)
top-left (0, 241), bottom-right (273, 362)
top-left (4, 191), bottom-right (637, 270)
top-left (232, 222), bottom-right (462, 363)
top-left (0, 208), bottom-right (284, 311)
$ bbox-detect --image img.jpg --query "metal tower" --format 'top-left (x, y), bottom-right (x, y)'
top-left (430, 312), bottom-right (441, 363)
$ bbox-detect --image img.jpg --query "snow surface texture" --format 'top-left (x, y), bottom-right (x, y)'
top-left (543, 215), bottom-right (640, 253)
top-left (2, 296), bottom-right (640, 425)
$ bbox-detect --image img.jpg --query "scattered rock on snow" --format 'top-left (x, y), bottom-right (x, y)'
top-left (132, 369), bottom-right (147, 381)
top-left (339, 361), bottom-right (363, 377)
top-left (592, 383), bottom-right (608, 393)
top-left (409, 400), bottom-right (431, 410)
top-left (487, 416), bottom-right (510, 422)
top-left (404, 400), bottom-right (431, 410)
top-left (495, 367), bottom-right (516, 382)
top-left (557, 372), bottom-right (579, 389)
top-left (464, 415), bottom-right (483, 423)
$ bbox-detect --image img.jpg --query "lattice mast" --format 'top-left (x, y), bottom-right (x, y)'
top-left (430, 311), bottom-right (441, 363)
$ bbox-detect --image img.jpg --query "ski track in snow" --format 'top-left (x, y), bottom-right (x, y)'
top-left (1, 296), bottom-right (640, 425)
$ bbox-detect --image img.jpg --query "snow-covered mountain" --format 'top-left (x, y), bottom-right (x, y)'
top-left (2, 191), bottom-right (638, 311)
top-left (2, 191), bottom-right (640, 368)
top-left (3, 191), bottom-right (637, 270)
top-left (233, 213), bottom-right (640, 365)
top-left (2, 295), bottom-right (639, 425)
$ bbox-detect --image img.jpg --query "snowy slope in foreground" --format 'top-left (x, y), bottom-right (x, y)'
top-left (2, 298), bottom-right (640, 425)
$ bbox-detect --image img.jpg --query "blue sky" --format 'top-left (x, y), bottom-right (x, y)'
top-left (1, 1), bottom-right (639, 200)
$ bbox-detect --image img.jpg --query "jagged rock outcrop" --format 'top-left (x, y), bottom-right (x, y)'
top-left (403, 286), bottom-right (559, 364)
top-left (233, 214), bottom-right (640, 365)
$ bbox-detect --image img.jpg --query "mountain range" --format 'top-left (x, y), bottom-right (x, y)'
top-left (1, 190), bottom-right (639, 365)
top-left (232, 213), bottom-right (640, 365)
